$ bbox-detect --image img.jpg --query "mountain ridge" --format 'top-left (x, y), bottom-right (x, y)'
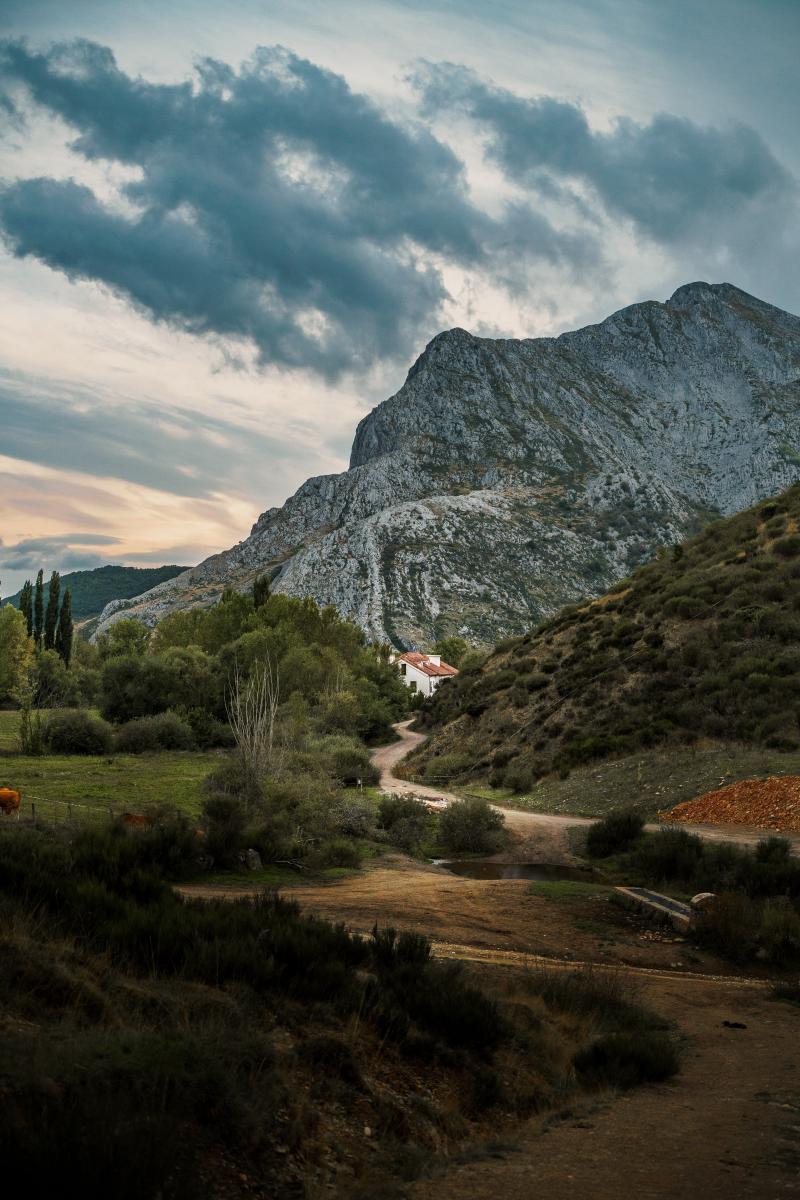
top-left (5, 564), bottom-right (188, 623)
top-left (93, 282), bottom-right (800, 646)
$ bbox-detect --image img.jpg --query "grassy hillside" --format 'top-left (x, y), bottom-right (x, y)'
top-left (5, 564), bottom-right (187, 621)
top-left (409, 483), bottom-right (800, 793)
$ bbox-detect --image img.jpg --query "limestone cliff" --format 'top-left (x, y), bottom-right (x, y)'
top-left (95, 283), bottom-right (800, 646)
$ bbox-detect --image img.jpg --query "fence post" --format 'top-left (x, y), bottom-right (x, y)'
top-left (68, 803), bottom-right (73, 822)
top-left (31, 800), bottom-right (36, 825)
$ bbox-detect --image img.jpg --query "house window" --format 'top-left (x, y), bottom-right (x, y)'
top-left (400, 663), bottom-right (407, 676)
top-left (408, 681), bottom-right (416, 691)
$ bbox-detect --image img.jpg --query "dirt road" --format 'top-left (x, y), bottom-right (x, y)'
top-left (378, 720), bottom-right (800, 856)
top-left (410, 971), bottom-right (800, 1200)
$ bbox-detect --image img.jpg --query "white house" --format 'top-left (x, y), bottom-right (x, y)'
top-left (392, 651), bottom-right (458, 698)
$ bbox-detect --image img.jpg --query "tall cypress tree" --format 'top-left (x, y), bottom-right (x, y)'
top-left (20, 580), bottom-right (33, 636)
top-left (44, 570), bottom-right (61, 651)
top-left (34, 570), bottom-right (44, 647)
top-left (56, 588), bottom-right (74, 667)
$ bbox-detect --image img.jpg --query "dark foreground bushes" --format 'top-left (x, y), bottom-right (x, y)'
top-left (574, 1030), bottom-right (680, 1089)
top-left (0, 822), bottom-right (500, 1046)
top-left (0, 820), bottom-right (681, 1199)
top-left (585, 808), bottom-right (645, 857)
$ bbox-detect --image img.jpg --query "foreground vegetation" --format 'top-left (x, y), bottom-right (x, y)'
top-left (585, 810), bottom-right (800, 967)
top-left (409, 483), bottom-right (800, 789)
top-left (0, 818), bottom-right (679, 1198)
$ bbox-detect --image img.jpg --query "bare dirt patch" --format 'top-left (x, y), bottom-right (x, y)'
top-left (663, 775), bottom-right (800, 833)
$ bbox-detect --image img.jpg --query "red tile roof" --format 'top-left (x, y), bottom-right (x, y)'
top-left (398, 652), bottom-right (458, 677)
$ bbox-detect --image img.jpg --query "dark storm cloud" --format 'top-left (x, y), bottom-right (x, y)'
top-left (0, 39), bottom-right (597, 378)
top-left (411, 62), bottom-right (796, 246)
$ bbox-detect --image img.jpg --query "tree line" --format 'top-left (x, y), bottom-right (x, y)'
top-left (17, 570), bottom-right (74, 666)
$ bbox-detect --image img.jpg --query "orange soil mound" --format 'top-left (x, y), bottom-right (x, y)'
top-left (662, 776), bottom-right (800, 833)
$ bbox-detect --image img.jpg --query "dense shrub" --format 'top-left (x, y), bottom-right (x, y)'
top-left (630, 827), bottom-right (705, 883)
top-left (325, 740), bottom-right (379, 786)
top-left (586, 808), bottom-right (645, 858)
top-left (181, 706), bottom-right (235, 749)
top-left (201, 793), bottom-right (247, 866)
top-left (307, 838), bottom-right (364, 869)
top-left (114, 712), bottom-right (195, 753)
top-left (694, 893), bottom-right (800, 967)
top-left (44, 709), bottom-right (113, 756)
top-left (376, 794), bottom-right (434, 853)
top-left (573, 1031), bottom-right (680, 1089)
top-left (439, 797), bottom-right (505, 854)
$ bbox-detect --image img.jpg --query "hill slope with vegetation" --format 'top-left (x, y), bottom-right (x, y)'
top-left (409, 483), bottom-right (800, 791)
top-left (6, 564), bottom-right (188, 622)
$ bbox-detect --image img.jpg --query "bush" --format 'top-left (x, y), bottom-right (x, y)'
top-left (329, 745), bottom-right (379, 787)
top-left (307, 838), bottom-right (363, 869)
top-left (631, 827), bottom-right (705, 883)
top-left (758, 897), bottom-right (800, 966)
top-left (114, 712), bottom-right (195, 753)
top-left (202, 793), bottom-right (247, 866)
top-left (181, 707), bottom-right (235, 749)
top-left (772, 535), bottom-right (800, 558)
top-left (328, 794), bottom-right (375, 838)
top-left (44, 710), bottom-right (113, 756)
top-left (376, 794), bottom-right (433, 853)
top-left (693, 893), bottom-right (761, 962)
top-left (573, 1030), bottom-right (680, 1089)
top-left (424, 752), bottom-right (471, 782)
top-left (586, 808), bottom-right (645, 858)
top-left (439, 798), bottom-right (505, 855)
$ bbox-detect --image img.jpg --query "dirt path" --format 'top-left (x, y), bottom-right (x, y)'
top-left (410, 973), bottom-right (800, 1200)
top-left (180, 860), bottom-right (800, 1199)
top-left (379, 720), bottom-right (800, 856)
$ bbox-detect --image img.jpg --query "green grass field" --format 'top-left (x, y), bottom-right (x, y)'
top-left (0, 747), bottom-right (222, 823)
top-left (0, 708), bottom-right (25, 752)
top-left (458, 743), bottom-right (800, 819)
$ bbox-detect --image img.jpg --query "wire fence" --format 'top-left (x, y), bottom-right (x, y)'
top-left (5, 794), bottom-right (122, 826)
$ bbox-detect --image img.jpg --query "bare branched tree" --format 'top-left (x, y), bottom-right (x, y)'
top-left (226, 656), bottom-right (281, 807)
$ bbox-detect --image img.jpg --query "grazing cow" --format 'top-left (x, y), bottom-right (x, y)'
top-left (121, 812), bottom-right (150, 829)
top-left (0, 787), bottom-right (21, 817)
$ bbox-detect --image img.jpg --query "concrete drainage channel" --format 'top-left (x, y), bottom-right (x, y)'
top-left (614, 886), bottom-right (692, 930)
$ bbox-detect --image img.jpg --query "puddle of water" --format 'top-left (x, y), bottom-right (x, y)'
top-left (432, 860), bottom-right (604, 882)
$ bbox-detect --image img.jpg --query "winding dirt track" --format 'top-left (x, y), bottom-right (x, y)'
top-left (379, 720), bottom-right (800, 855)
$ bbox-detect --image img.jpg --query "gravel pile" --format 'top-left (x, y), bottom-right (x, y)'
top-left (662, 776), bottom-right (800, 833)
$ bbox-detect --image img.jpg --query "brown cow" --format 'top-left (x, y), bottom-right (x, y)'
top-left (0, 787), bottom-right (21, 817)
top-left (121, 812), bottom-right (150, 829)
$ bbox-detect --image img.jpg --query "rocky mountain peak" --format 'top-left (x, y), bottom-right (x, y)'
top-left (94, 283), bottom-right (800, 648)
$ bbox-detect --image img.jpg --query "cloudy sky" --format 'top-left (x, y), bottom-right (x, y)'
top-left (1, 0), bottom-right (798, 597)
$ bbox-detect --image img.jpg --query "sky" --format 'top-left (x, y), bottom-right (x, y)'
top-left (0, 0), bottom-right (798, 597)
